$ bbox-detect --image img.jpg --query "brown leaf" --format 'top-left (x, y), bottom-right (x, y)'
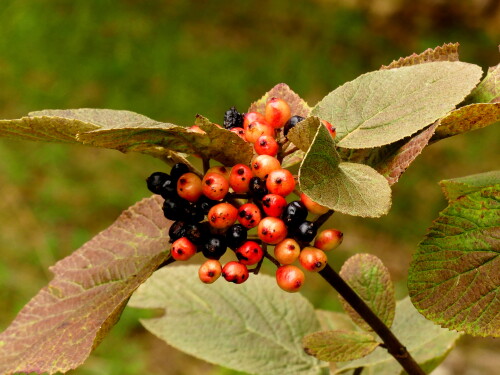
top-left (381, 42), bottom-right (460, 70)
top-left (248, 83), bottom-right (311, 118)
top-left (0, 196), bottom-right (171, 375)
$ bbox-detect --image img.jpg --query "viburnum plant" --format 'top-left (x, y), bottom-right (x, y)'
top-left (0, 43), bottom-right (498, 375)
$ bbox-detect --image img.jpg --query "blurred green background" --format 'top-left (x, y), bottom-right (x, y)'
top-left (0, 1), bottom-right (498, 374)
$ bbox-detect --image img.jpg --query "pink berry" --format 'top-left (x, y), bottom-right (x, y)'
top-left (171, 237), bottom-right (197, 261)
top-left (235, 241), bottom-right (264, 266)
top-left (198, 259), bottom-right (222, 284)
top-left (177, 172), bottom-right (203, 202)
top-left (254, 135), bottom-right (279, 156)
top-left (208, 203), bottom-right (238, 229)
top-left (276, 265), bottom-right (305, 293)
top-left (274, 238), bottom-right (301, 265)
top-left (229, 164), bottom-right (253, 193)
top-left (261, 194), bottom-right (287, 217)
top-left (258, 217), bottom-right (288, 245)
top-left (237, 203), bottom-right (262, 229)
top-left (266, 168), bottom-right (296, 197)
top-left (188, 125), bottom-right (206, 134)
top-left (251, 154), bottom-right (281, 180)
top-left (202, 172), bottom-right (229, 200)
top-left (222, 261), bottom-right (249, 284)
top-left (206, 166), bottom-right (231, 180)
top-left (300, 193), bottom-right (329, 215)
top-left (299, 247), bottom-right (328, 272)
top-left (314, 229), bottom-right (344, 251)
top-left (265, 97), bottom-right (291, 129)
top-left (245, 120), bottom-right (275, 144)
top-left (230, 127), bottom-right (246, 140)
top-left (322, 119), bottom-right (336, 138)
top-left (242, 112), bottom-right (266, 129)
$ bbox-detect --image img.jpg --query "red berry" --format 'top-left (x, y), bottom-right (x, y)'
top-left (276, 265), bottom-right (305, 293)
top-left (198, 259), bottom-right (222, 283)
top-left (266, 168), bottom-right (296, 197)
top-left (235, 241), bottom-right (264, 266)
top-left (300, 193), bottom-right (329, 215)
top-left (242, 112), bottom-right (266, 129)
top-left (274, 238), bottom-right (301, 265)
top-left (171, 237), bottom-right (197, 261)
top-left (265, 97), bottom-right (291, 129)
top-left (261, 194), bottom-right (287, 217)
top-left (206, 166), bottom-right (231, 180)
top-left (314, 229), bottom-right (344, 251)
top-left (258, 217), bottom-right (288, 245)
top-left (222, 261), bottom-right (249, 284)
top-left (237, 203), bottom-right (262, 229)
top-left (229, 164), bottom-right (253, 193)
top-left (322, 119), bottom-right (336, 138)
top-left (188, 125), bottom-right (206, 134)
top-left (245, 120), bottom-right (275, 144)
top-left (177, 172), bottom-right (203, 202)
top-left (254, 135), bottom-right (279, 156)
top-left (202, 172), bottom-right (229, 200)
top-left (230, 127), bottom-right (246, 140)
top-left (208, 203), bottom-right (238, 229)
top-left (251, 154), bottom-right (281, 180)
top-left (299, 247), bottom-right (328, 272)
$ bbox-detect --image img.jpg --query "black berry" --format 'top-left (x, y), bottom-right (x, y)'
top-left (146, 172), bottom-right (169, 194)
top-left (223, 106), bottom-right (243, 130)
top-left (249, 177), bottom-right (268, 198)
top-left (202, 235), bottom-right (228, 260)
top-left (284, 115), bottom-right (305, 136)
top-left (294, 221), bottom-right (317, 243)
top-left (159, 175), bottom-right (177, 199)
top-left (226, 224), bottom-right (248, 250)
top-left (282, 201), bottom-right (308, 228)
top-left (162, 197), bottom-right (189, 221)
top-left (169, 221), bottom-right (187, 243)
top-left (184, 223), bottom-right (208, 245)
top-left (170, 163), bottom-right (190, 182)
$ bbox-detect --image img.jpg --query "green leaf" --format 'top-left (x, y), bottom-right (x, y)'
top-left (333, 297), bottom-right (461, 375)
top-left (467, 61), bottom-right (500, 103)
top-left (339, 254), bottom-right (396, 331)
top-left (303, 330), bottom-right (379, 362)
top-left (315, 310), bottom-right (357, 332)
top-left (299, 123), bottom-right (392, 217)
top-left (311, 61), bottom-right (483, 149)
top-left (248, 83), bottom-right (311, 118)
top-left (128, 265), bottom-right (325, 375)
top-left (380, 42), bottom-right (460, 70)
top-left (287, 116), bottom-right (322, 152)
top-left (408, 172), bottom-right (500, 337)
top-left (0, 196), bottom-right (171, 375)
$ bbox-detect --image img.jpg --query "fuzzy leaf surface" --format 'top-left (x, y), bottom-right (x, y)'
top-left (380, 42), bottom-right (460, 69)
top-left (312, 61), bottom-right (482, 149)
top-left (315, 310), bottom-right (357, 332)
top-left (248, 83), bottom-right (311, 118)
top-left (287, 116), bottom-right (322, 152)
top-left (0, 196), bottom-right (171, 374)
top-left (299, 123), bottom-right (392, 217)
top-left (128, 265), bottom-right (325, 375)
top-left (468, 61), bottom-right (500, 103)
top-left (303, 330), bottom-right (379, 362)
top-left (408, 172), bottom-right (500, 337)
top-left (334, 297), bottom-right (461, 374)
top-left (339, 254), bottom-right (396, 331)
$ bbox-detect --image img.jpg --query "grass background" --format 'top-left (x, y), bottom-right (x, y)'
top-left (0, 1), bottom-right (498, 374)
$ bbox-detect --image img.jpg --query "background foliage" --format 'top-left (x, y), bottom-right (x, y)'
top-left (0, 1), bottom-right (498, 374)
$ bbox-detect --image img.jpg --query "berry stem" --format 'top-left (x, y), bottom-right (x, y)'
top-left (313, 210), bottom-right (334, 229)
top-left (157, 255), bottom-right (176, 269)
top-left (202, 158), bottom-right (210, 174)
top-left (264, 251), bottom-right (281, 268)
top-left (318, 264), bottom-right (426, 375)
top-left (283, 145), bottom-right (299, 157)
top-left (353, 368), bottom-right (364, 375)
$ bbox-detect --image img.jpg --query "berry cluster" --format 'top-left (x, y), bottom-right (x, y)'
top-left (147, 97), bottom-right (343, 292)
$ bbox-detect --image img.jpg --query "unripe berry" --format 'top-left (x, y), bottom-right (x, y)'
top-left (299, 247), bottom-right (327, 272)
top-left (230, 127), bottom-right (246, 140)
top-left (202, 172), bottom-right (230, 200)
top-left (322, 119), bottom-right (336, 138)
top-left (276, 265), bottom-right (305, 293)
top-left (266, 168), bottom-right (296, 197)
top-left (283, 115), bottom-right (305, 136)
top-left (226, 224), bottom-right (248, 250)
top-left (274, 238), bottom-right (301, 265)
top-left (235, 241), bottom-right (264, 266)
top-left (262, 194), bottom-right (287, 217)
top-left (294, 221), bottom-right (318, 243)
top-left (202, 235), bottom-right (227, 260)
top-left (249, 177), bottom-right (268, 198)
top-left (206, 166), bottom-right (231, 180)
top-left (237, 203), bottom-right (262, 229)
top-left (170, 163), bottom-right (190, 182)
top-left (198, 259), bottom-right (222, 284)
top-left (177, 172), bottom-right (203, 202)
top-left (258, 217), bottom-right (288, 245)
top-left (208, 203), bottom-right (238, 229)
top-left (242, 112), bottom-right (266, 129)
top-left (265, 97), bottom-right (291, 129)
top-left (229, 164), bottom-right (253, 194)
top-left (300, 193), bottom-right (329, 215)
top-left (171, 237), bottom-right (197, 261)
top-left (251, 154), bottom-right (281, 180)
top-left (254, 135), bottom-right (279, 156)
top-left (245, 120), bottom-right (275, 144)
top-left (282, 201), bottom-right (308, 228)
top-left (146, 172), bottom-right (169, 194)
top-left (314, 229), bottom-right (344, 251)
top-left (222, 261), bottom-right (249, 284)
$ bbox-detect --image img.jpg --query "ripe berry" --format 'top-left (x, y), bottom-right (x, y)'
top-left (198, 259), bottom-right (222, 284)
top-left (206, 166), bottom-right (231, 180)
top-left (229, 164), bottom-right (253, 194)
top-left (235, 241), bottom-right (264, 266)
top-left (202, 235), bottom-right (228, 260)
top-left (294, 221), bottom-right (318, 243)
top-left (242, 112), bottom-right (266, 129)
top-left (265, 97), bottom-right (291, 129)
top-left (146, 172), bottom-right (169, 194)
top-left (171, 237), bottom-right (197, 261)
top-left (274, 238), bottom-right (301, 265)
top-left (254, 135), bottom-right (279, 156)
top-left (314, 229), bottom-right (344, 251)
top-left (226, 224), bottom-right (248, 250)
top-left (276, 265), bottom-right (305, 293)
top-left (300, 193), bottom-right (329, 215)
top-left (262, 194), bottom-right (287, 217)
top-left (230, 127), bottom-right (246, 140)
top-left (251, 154), bottom-right (281, 180)
top-left (208, 203), bottom-right (238, 229)
top-left (169, 221), bottom-right (187, 243)
top-left (224, 106), bottom-right (243, 129)
top-left (159, 175), bottom-right (177, 199)
top-left (177, 172), bottom-right (203, 202)
top-left (322, 120), bottom-right (336, 138)
top-left (170, 163), bottom-right (190, 182)
top-left (237, 203), bottom-right (262, 229)
top-left (245, 120), bottom-right (275, 144)
top-left (222, 261), bottom-right (249, 284)
top-left (299, 247), bottom-right (327, 272)
top-left (202, 172), bottom-right (229, 200)
top-left (162, 197), bottom-right (189, 221)
top-left (281, 201), bottom-right (308, 228)
top-left (258, 217), bottom-right (288, 245)
top-left (184, 203), bottom-right (205, 223)
top-left (184, 222), bottom-right (208, 245)
top-left (283, 115), bottom-right (305, 136)
top-left (248, 177), bottom-right (268, 198)
top-left (266, 168), bottom-right (296, 197)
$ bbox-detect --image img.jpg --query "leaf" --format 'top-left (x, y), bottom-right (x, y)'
top-left (339, 254), bottom-right (396, 331)
top-left (380, 42), bottom-right (460, 70)
top-left (311, 61), bottom-right (483, 149)
top-left (248, 83), bottom-right (311, 118)
top-left (315, 310), bottom-right (357, 332)
top-left (128, 265), bottom-right (325, 375)
top-left (303, 330), bottom-right (379, 362)
top-left (287, 116), bottom-right (322, 152)
top-left (299, 123), bottom-right (392, 218)
top-left (0, 196), bottom-right (171, 374)
top-left (431, 103), bottom-right (500, 142)
top-left (408, 172), bottom-right (500, 337)
top-left (333, 297), bottom-right (461, 375)
top-left (467, 61), bottom-right (500, 103)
